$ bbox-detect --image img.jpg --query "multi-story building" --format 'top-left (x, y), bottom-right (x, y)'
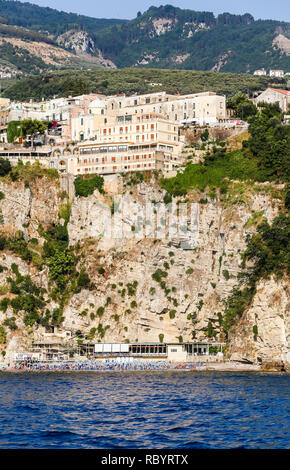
top-left (0, 112), bottom-right (183, 174)
top-left (269, 70), bottom-right (284, 78)
top-left (69, 112), bottom-right (183, 174)
top-left (2, 90), bottom-right (227, 175)
top-left (9, 100), bottom-right (45, 122)
top-left (104, 91), bottom-right (226, 126)
top-left (71, 91), bottom-right (227, 142)
top-left (253, 69), bottom-right (267, 76)
top-left (0, 98), bottom-right (10, 143)
top-left (9, 94), bottom-right (99, 144)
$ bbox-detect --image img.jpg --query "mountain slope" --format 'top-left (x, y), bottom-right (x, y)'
top-left (0, 0), bottom-right (125, 35)
top-left (90, 5), bottom-right (290, 72)
top-left (0, 2), bottom-right (289, 74)
top-left (0, 22), bottom-right (113, 77)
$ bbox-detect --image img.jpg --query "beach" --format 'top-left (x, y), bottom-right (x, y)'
top-left (1, 360), bottom-right (262, 372)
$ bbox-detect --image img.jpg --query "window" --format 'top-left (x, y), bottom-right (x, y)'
top-left (146, 98), bottom-right (150, 103)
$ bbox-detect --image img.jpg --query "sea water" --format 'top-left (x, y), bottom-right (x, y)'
top-left (0, 371), bottom-right (289, 449)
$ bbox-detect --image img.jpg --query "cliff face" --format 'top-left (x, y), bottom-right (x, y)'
top-left (0, 175), bottom-right (288, 367)
top-left (228, 278), bottom-right (290, 369)
top-left (0, 177), bottom-right (60, 240)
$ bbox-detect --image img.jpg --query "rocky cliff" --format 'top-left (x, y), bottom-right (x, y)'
top-left (0, 173), bottom-right (288, 369)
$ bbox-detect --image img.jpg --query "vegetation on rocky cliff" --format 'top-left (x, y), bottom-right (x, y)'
top-left (74, 175), bottom-right (104, 197)
top-left (161, 103), bottom-right (290, 198)
top-left (222, 211), bottom-right (289, 335)
top-left (160, 103), bottom-right (289, 338)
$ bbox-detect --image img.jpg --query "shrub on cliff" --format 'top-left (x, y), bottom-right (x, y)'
top-left (47, 249), bottom-right (75, 290)
top-left (222, 211), bottom-right (289, 336)
top-left (0, 158), bottom-right (11, 177)
top-left (77, 269), bottom-right (90, 289)
top-left (74, 175), bottom-right (104, 197)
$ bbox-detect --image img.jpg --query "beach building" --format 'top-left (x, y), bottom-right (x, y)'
top-left (92, 342), bottom-right (224, 363)
top-left (14, 341), bottom-right (225, 364)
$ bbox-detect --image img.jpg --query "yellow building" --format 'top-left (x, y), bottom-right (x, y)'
top-left (68, 112), bottom-right (182, 174)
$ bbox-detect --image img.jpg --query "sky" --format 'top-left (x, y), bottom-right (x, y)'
top-left (18, 0), bottom-right (290, 22)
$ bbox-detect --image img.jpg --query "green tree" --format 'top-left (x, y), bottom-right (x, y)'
top-left (227, 92), bottom-right (257, 120)
top-left (47, 249), bottom-right (75, 289)
top-left (244, 107), bottom-right (290, 179)
top-left (0, 158), bottom-right (11, 176)
top-left (7, 121), bottom-right (22, 143)
top-left (20, 119), bottom-right (47, 140)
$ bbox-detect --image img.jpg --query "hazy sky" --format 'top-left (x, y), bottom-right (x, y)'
top-left (18, 0), bottom-right (290, 22)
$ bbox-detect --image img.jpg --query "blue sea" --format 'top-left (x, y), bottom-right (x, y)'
top-left (0, 371), bottom-right (289, 449)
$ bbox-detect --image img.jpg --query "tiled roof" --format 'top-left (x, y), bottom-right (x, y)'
top-left (270, 88), bottom-right (290, 96)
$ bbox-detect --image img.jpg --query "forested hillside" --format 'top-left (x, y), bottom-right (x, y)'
top-left (0, 2), bottom-right (289, 73)
top-left (0, 1), bottom-right (289, 82)
top-left (3, 68), bottom-right (281, 101)
top-left (0, 0), bottom-right (124, 34)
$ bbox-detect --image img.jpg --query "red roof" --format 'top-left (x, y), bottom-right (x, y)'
top-left (270, 88), bottom-right (290, 96)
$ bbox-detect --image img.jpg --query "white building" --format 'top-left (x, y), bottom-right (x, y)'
top-left (269, 70), bottom-right (284, 78)
top-left (71, 91), bottom-right (226, 143)
top-left (253, 69), bottom-right (267, 76)
top-left (255, 88), bottom-right (290, 112)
